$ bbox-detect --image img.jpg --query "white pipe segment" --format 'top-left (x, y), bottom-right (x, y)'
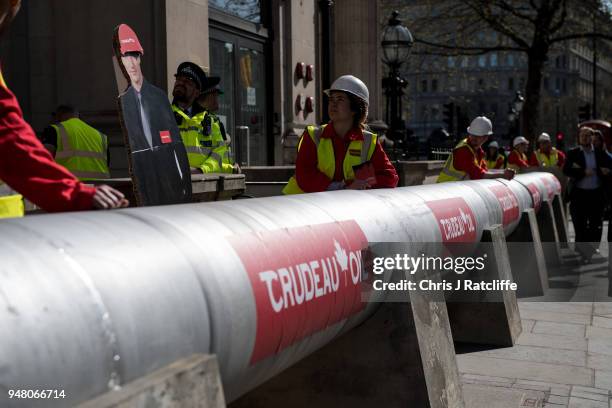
top-left (0, 173), bottom-right (558, 407)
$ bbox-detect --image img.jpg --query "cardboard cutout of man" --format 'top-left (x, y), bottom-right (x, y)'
top-left (113, 24), bottom-right (191, 206)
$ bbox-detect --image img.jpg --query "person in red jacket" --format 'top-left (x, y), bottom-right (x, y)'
top-left (284, 75), bottom-right (397, 193)
top-left (0, 0), bottom-right (127, 212)
top-left (507, 136), bottom-right (530, 171)
top-left (528, 132), bottom-right (566, 168)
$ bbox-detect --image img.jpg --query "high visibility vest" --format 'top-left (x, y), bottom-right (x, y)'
top-left (437, 139), bottom-right (484, 183)
top-left (201, 112), bottom-right (234, 173)
top-left (508, 149), bottom-right (528, 171)
top-left (0, 180), bottom-right (24, 219)
top-left (173, 105), bottom-right (208, 169)
top-left (486, 153), bottom-right (505, 170)
top-left (283, 125), bottom-right (377, 194)
top-left (174, 105), bottom-right (235, 174)
top-left (535, 148), bottom-right (559, 167)
top-left (53, 118), bottom-right (110, 181)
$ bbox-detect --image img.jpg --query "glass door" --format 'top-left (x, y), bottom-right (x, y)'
top-left (210, 29), bottom-right (268, 166)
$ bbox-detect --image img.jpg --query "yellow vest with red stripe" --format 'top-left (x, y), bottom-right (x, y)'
top-left (485, 153), bottom-right (505, 170)
top-left (534, 148), bottom-right (559, 167)
top-left (437, 139), bottom-right (484, 183)
top-left (283, 125), bottom-right (377, 194)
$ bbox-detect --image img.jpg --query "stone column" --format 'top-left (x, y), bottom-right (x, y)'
top-left (272, 0), bottom-right (317, 164)
top-left (333, 0), bottom-right (382, 121)
top-left (164, 0), bottom-right (210, 92)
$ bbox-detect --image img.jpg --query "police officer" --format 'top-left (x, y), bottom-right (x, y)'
top-left (170, 61), bottom-right (213, 174)
top-left (197, 83), bottom-right (238, 173)
top-left (41, 105), bottom-right (110, 180)
top-left (437, 116), bottom-right (514, 183)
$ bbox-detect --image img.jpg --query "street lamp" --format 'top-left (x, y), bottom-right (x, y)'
top-left (513, 91), bottom-right (525, 113)
top-left (507, 91), bottom-right (524, 138)
top-left (381, 11), bottom-right (413, 158)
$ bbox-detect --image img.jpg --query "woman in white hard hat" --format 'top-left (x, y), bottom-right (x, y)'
top-left (485, 141), bottom-right (506, 169)
top-left (437, 116), bottom-right (514, 182)
top-left (529, 132), bottom-right (565, 168)
top-left (507, 136), bottom-right (530, 171)
top-left (283, 75), bottom-right (398, 194)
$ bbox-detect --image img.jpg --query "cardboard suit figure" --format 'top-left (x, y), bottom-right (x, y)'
top-left (113, 24), bottom-right (192, 206)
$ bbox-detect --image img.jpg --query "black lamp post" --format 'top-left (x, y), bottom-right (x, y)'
top-left (381, 11), bottom-right (413, 158)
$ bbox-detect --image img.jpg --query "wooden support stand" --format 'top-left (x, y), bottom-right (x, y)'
top-left (446, 225), bottom-right (522, 347)
top-left (506, 209), bottom-right (549, 297)
top-left (231, 289), bottom-right (465, 407)
top-left (79, 354), bottom-right (225, 408)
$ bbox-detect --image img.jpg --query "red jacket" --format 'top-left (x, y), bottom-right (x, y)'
top-left (508, 149), bottom-right (529, 169)
top-left (528, 149), bottom-right (566, 167)
top-left (0, 71), bottom-right (96, 212)
top-left (453, 144), bottom-right (487, 180)
top-left (295, 124), bottom-right (398, 192)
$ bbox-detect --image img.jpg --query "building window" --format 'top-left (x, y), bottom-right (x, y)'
top-left (562, 78), bottom-right (567, 93)
top-left (555, 56), bottom-right (561, 68)
top-left (462, 56), bottom-right (469, 67)
top-left (448, 56), bottom-right (455, 68)
top-left (478, 55), bottom-right (487, 67)
top-left (555, 77), bottom-right (561, 92)
top-left (478, 78), bottom-right (484, 88)
top-left (490, 53), bottom-right (498, 67)
top-left (507, 54), bottom-right (514, 66)
top-left (210, 0), bottom-right (261, 23)
top-left (508, 77), bottom-right (514, 90)
top-left (421, 80), bottom-right (428, 93)
top-left (432, 78), bottom-right (438, 92)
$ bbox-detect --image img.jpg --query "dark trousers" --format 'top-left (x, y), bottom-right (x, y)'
top-left (570, 187), bottom-right (605, 257)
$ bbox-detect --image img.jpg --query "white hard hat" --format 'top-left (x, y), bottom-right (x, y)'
top-left (513, 136), bottom-right (529, 147)
top-left (489, 141), bottom-right (499, 148)
top-left (324, 75), bottom-right (369, 105)
top-left (467, 116), bottom-right (493, 136)
top-left (537, 132), bottom-right (551, 142)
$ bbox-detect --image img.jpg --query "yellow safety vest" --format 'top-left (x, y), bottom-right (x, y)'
top-left (437, 139), bottom-right (483, 183)
top-left (535, 148), bottom-right (559, 167)
top-left (0, 180), bottom-right (24, 219)
top-left (486, 153), bottom-right (505, 170)
top-left (283, 125), bottom-right (377, 194)
top-left (53, 118), bottom-right (110, 181)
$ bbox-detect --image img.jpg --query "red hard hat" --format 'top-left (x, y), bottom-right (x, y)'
top-left (117, 24), bottom-right (144, 55)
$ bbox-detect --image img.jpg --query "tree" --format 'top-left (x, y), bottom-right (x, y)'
top-left (384, 0), bottom-right (612, 143)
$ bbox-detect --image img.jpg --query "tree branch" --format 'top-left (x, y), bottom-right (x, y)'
top-left (414, 37), bottom-right (526, 54)
top-left (462, 0), bottom-right (532, 48)
top-left (495, 0), bottom-right (537, 24)
top-left (549, 0), bottom-right (568, 34)
top-left (551, 31), bottom-right (612, 43)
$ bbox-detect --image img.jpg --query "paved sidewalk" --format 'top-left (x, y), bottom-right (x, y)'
top-left (458, 222), bottom-right (612, 407)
